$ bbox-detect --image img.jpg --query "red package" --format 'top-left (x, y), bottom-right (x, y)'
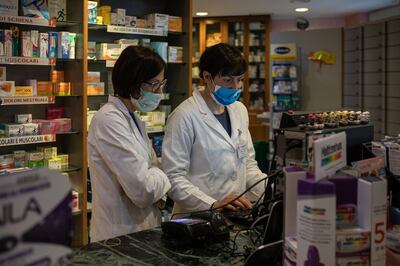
top-left (46, 107), bottom-right (64, 120)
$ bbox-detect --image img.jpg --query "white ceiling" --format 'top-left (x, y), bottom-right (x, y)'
top-left (193, 0), bottom-right (400, 19)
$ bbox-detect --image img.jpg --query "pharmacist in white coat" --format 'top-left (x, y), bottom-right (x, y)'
top-left (88, 46), bottom-right (171, 242)
top-left (162, 43), bottom-right (267, 214)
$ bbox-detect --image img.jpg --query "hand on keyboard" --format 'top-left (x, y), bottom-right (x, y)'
top-left (213, 194), bottom-right (252, 211)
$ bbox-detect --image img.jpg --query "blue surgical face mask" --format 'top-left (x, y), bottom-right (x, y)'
top-left (211, 81), bottom-right (242, 106)
top-left (131, 88), bottom-right (163, 112)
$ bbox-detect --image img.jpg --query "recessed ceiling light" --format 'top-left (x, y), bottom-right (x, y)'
top-left (196, 12), bottom-right (208, 16)
top-left (295, 7), bottom-right (309, 12)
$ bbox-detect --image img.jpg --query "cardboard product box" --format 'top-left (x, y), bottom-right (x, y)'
top-left (51, 70), bottom-right (64, 82)
top-left (87, 82), bottom-right (104, 95)
top-left (150, 42), bottom-right (167, 62)
top-left (25, 79), bottom-right (37, 96)
top-left (26, 151), bottom-right (44, 168)
top-left (168, 46), bottom-right (183, 63)
top-left (15, 114), bottom-right (32, 124)
top-left (125, 15), bottom-right (136, 27)
top-left (96, 43), bottom-right (121, 60)
top-left (33, 119), bottom-right (57, 135)
top-left (0, 168), bottom-right (72, 264)
top-left (69, 33), bottom-right (76, 59)
top-left (168, 16), bottom-right (183, 32)
top-left (37, 146), bottom-right (57, 160)
top-left (53, 118), bottom-right (72, 133)
top-left (113, 8), bottom-right (126, 26)
top-left (88, 41), bottom-right (96, 59)
top-left (146, 13), bottom-right (169, 33)
top-left (45, 157), bottom-right (62, 170)
top-left (0, 80), bottom-right (15, 96)
top-left (46, 106), bottom-right (64, 119)
top-left (47, 0), bottom-right (67, 22)
top-left (53, 82), bottom-right (71, 96)
top-left (0, 29), bottom-right (3, 56)
top-left (57, 31), bottom-right (70, 59)
top-left (336, 227), bottom-right (370, 256)
top-left (0, 153), bottom-right (15, 170)
top-left (39, 32), bottom-right (49, 58)
top-left (88, 1), bottom-right (98, 24)
top-left (87, 71), bottom-right (101, 82)
top-left (37, 81), bottom-right (53, 96)
top-left (0, 0), bottom-right (18, 16)
top-left (297, 178), bottom-right (336, 266)
top-left (48, 31), bottom-right (58, 58)
top-left (21, 31), bottom-right (32, 57)
top-left (20, 0), bottom-right (50, 20)
top-left (4, 29), bottom-right (12, 57)
top-left (22, 123), bottom-right (39, 136)
top-left (357, 176), bottom-right (387, 266)
top-left (13, 150), bottom-right (26, 168)
top-left (0, 66), bottom-right (6, 81)
top-left (14, 86), bottom-right (33, 97)
top-left (57, 154), bottom-right (69, 171)
top-left (135, 18), bottom-right (147, 28)
top-left (72, 190), bottom-right (79, 212)
top-left (31, 30), bottom-right (39, 57)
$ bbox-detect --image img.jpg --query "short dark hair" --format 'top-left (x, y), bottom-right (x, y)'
top-left (199, 43), bottom-right (247, 79)
top-left (112, 46), bottom-right (166, 99)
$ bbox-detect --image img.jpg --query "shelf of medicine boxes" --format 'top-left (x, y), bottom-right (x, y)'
top-left (0, 14), bottom-right (56, 27)
top-left (87, 24), bottom-right (167, 36)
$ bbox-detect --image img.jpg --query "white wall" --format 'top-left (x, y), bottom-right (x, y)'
top-left (271, 28), bottom-right (343, 112)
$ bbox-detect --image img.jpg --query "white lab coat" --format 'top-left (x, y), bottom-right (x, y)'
top-left (88, 96), bottom-right (171, 242)
top-left (162, 89), bottom-right (267, 214)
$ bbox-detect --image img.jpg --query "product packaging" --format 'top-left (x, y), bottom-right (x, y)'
top-left (14, 85), bottom-right (33, 96)
top-left (168, 46), bottom-right (183, 63)
top-left (13, 150), bottom-right (26, 168)
top-left (20, 0), bottom-right (50, 20)
top-left (150, 42), bottom-right (168, 62)
top-left (0, 80), bottom-right (15, 96)
top-left (57, 31), bottom-right (70, 59)
top-left (284, 236), bottom-right (297, 265)
top-left (57, 154), bottom-right (69, 171)
top-left (0, 66), bottom-right (6, 81)
top-left (47, 0), bottom-right (67, 22)
top-left (297, 178), bottom-right (336, 266)
top-left (69, 33), bottom-right (76, 59)
top-left (357, 176), bottom-right (387, 265)
top-left (98, 5), bottom-right (111, 25)
top-left (22, 123), bottom-right (39, 135)
top-left (168, 16), bottom-right (182, 32)
top-left (46, 106), bottom-right (64, 119)
top-left (125, 15), bottom-right (136, 27)
top-left (96, 43), bottom-right (121, 60)
top-left (4, 29), bottom-right (12, 56)
top-left (37, 81), bottom-right (53, 96)
top-left (26, 151), bottom-right (44, 168)
top-left (39, 32), bottom-right (48, 58)
top-left (135, 18), bottom-right (147, 28)
top-left (51, 70), bottom-right (64, 82)
top-left (336, 227), bottom-right (370, 255)
top-left (11, 26), bottom-right (19, 56)
top-left (21, 31), bottom-right (32, 57)
top-left (87, 82), bottom-right (104, 95)
top-left (0, 153), bottom-right (15, 169)
top-left (53, 118), bottom-right (72, 133)
top-left (15, 114), bottom-right (32, 124)
top-left (88, 41), bottom-right (96, 59)
top-left (113, 8), bottom-right (126, 25)
top-left (31, 30), bottom-right (39, 57)
top-left (72, 190), bottom-right (79, 212)
top-left (38, 146), bottom-right (57, 160)
top-left (88, 1), bottom-right (98, 24)
top-left (0, 168), bottom-right (72, 265)
top-left (48, 31), bottom-right (58, 58)
top-left (45, 157), bottom-right (62, 170)
top-left (33, 119), bottom-right (57, 134)
top-left (0, 0), bottom-right (18, 16)
top-left (336, 255), bottom-right (370, 266)
top-left (25, 79), bottom-right (37, 95)
top-left (87, 71), bottom-right (100, 82)
top-left (53, 82), bottom-right (71, 96)
top-left (0, 30), bottom-right (3, 56)
top-left (146, 13), bottom-right (169, 33)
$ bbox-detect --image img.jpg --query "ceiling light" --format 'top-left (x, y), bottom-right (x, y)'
top-left (295, 7), bottom-right (309, 12)
top-left (196, 12), bottom-right (208, 16)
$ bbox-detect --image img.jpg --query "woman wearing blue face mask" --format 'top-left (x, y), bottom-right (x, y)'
top-left (162, 43), bottom-right (267, 214)
top-left (88, 46), bottom-right (171, 242)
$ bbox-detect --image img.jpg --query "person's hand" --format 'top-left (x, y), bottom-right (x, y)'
top-left (213, 194), bottom-right (252, 211)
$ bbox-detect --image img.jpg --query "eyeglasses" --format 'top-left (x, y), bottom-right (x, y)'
top-left (143, 79), bottom-right (167, 93)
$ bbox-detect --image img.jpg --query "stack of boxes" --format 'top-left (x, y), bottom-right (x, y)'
top-left (87, 71), bottom-right (104, 95)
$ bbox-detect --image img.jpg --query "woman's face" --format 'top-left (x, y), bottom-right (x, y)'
top-left (141, 69), bottom-right (166, 94)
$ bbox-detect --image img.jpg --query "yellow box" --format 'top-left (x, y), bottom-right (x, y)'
top-left (37, 81), bottom-right (53, 96)
top-left (87, 82), bottom-right (104, 95)
top-left (53, 82), bottom-right (71, 96)
top-left (51, 70), bottom-right (64, 82)
top-left (57, 154), bottom-right (69, 171)
top-left (168, 16), bottom-right (182, 32)
top-left (14, 86), bottom-right (33, 97)
top-left (38, 146), bottom-right (57, 160)
top-left (45, 157), bottom-right (62, 170)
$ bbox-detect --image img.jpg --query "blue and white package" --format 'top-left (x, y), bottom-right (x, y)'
top-left (0, 168), bottom-right (72, 265)
top-left (20, 0), bottom-right (50, 20)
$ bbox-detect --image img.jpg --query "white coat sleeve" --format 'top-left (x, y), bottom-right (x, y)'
top-left (162, 110), bottom-right (216, 212)
top-left (93, 112), bottom-right (171, 209)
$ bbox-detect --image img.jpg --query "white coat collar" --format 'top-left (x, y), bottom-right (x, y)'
top-left (107, 96), bottom-right (151, 156)
top-left (192, 89), bottom-right (241, 149)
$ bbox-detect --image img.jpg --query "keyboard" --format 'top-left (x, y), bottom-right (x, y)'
top-left (222, 209), bottom-right (254, 226)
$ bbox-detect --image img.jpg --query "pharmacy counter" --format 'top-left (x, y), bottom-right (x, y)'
top-left (73, 228), bottom-right (250, 265)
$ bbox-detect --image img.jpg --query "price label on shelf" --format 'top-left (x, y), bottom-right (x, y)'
top-left (0, 96), bottom-right (56, 105)
top-left (107, 25), bottom-right (166, 36)
top-left (0, 15), bottom-right (55, 27)
top-left (0, 57), bottom-right (55, 66)
top-left (0, 135), bottom-right (56, 147)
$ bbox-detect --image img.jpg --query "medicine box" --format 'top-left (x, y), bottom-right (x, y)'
top-left (112, 8), bottom-right (126, 26)
top-left (87, 71), bottom-right (101, 82)
top-left (48, 32), bottom-right (58, 58)
top-left (13, 150), bottom-right (26, 168)
top-left (31, 30), bottom-right (39, 57)
top-left (51, 70), bottom-right (64, 82)
top-left (45, 157), bottom-right (62, 170)
top-left (3, 123), bottom-right (24, 137)
top-left (88, 1), bottom-right (98, 24)
top-left (53, 82), bottom-right (71, 96)
top-left (33, 119), bottom-right (57, 135)
top-left (26, 152), bottom-right (44, 168)
top-left (168, 16), bottom-right (182, 32)
top-left (37, 81), bottom-right (53, 96)
top-left (57, 154), bottom-right (69, 171)
top-left (96, 43), bottom-right (121, 60)
top-left (39, 32), bottom-right (49, 58)
top-left (0, 80), bottom-right (14, 96)
top-left (15, 114), bottom-right (32, 124)
top-left (0, 67), bottom-right (6, 81)
top-left (25, 79), bottom-right (37, 96)
top-left (57, 31), bottom-right (70, 59)
top-left (168, 46), bottom-right (183, 63)
top-left (37, 146), bottom-right (57, 160)
top-left (146, 13), bottom-right (169, 33)
top-left (22, 123), bottom-right (39, 135)
top-left (0, 154), bottom-right (15, 169)
top-left (21, 31), bottom-right (32, 57)
top-left (87, 82), bottom-right (104, 95)
top-left (14, 86), bottom-right (33, 97)
top-left (53, 118), bottom-right (72, 133)
top-left (46, 106), bottom-right (64, 119)
top-left (4, 29), bottom-right (12, 57)
top-left (0, 0), bottom-right (18, 16)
